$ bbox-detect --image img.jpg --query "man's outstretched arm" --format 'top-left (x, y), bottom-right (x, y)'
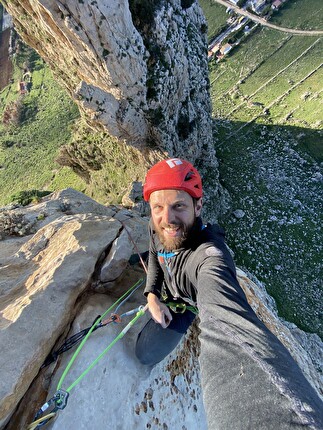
top-left (195, 250), bottom-right (323, 429)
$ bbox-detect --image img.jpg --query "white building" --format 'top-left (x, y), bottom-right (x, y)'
top-left (250, 0), bottom-right (267, 13)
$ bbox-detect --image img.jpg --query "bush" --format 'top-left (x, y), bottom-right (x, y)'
top-left (181, 0), bottom-right (195, 8)
top-left (0, 139), bottom-right (15, 148)
top-left (0, 211), bottom-right (35, 237)
top-left (10, 190), bottom-right (52, 206)
top-left (129, 0), bottom-right (162, 27)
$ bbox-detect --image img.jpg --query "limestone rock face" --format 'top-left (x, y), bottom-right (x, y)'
top-left (0, 189), bottom-right (149, 428)
top-left (0, 214), bottom-right (120, 426)
top-left (3, 1), bottom-right (223, 221)
top-left (46, 294), bottom-right (207, 430)
top-left (4, 0), bottom-right (213, 159)
top-left (0, 190), bottom-right (322, 429)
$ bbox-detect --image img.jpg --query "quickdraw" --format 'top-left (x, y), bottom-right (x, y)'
top-left (27, 390), bottom-right (69, 429)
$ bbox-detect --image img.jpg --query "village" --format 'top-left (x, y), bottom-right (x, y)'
top-left (208, 0), bottom-right (287, 60)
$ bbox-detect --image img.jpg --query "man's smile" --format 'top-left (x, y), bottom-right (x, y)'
top-left (162, 226), bottom-right (181, 237)
top-left (149, 189), bottom-right (202, 251)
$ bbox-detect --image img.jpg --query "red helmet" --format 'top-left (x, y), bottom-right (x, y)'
top-left (143, 158), bottom-right (202, 201)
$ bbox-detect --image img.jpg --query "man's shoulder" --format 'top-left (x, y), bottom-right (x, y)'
top-left (191, 222), bottom-right (229, 259)
top-left (189, 223), bottom-right (235, 271)
top-left (200, 222), bottom-right (226, 243)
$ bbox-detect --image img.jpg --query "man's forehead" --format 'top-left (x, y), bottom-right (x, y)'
top-left (149, 189), bottom-right (192, 203)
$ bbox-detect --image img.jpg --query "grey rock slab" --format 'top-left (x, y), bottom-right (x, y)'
top-left (46, 294), bottom-right (207, 430)
top-left (0, 214), bottom-right (121, 426)
top-left (99, 215), bottom-right (149, 283)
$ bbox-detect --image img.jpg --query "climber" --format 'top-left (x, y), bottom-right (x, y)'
top-left (135, 158), bottom-right (323, 429)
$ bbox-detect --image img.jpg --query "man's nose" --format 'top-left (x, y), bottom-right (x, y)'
top-left (162, 206), bottom-right (176, 225)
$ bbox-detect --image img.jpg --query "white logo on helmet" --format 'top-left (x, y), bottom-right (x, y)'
top-left (166, 158), bottom-right (183, 168)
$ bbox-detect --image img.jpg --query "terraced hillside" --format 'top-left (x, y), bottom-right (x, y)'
top-left (210, 35), bottom-right (322, 132)
top-left (203, 0), bottom-right (322, 337)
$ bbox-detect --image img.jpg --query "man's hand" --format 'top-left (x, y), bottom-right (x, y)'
top-left (147, 293), bottom-right (173, 328)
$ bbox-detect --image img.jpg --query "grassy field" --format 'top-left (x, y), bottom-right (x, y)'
top-left (269, 0), bottom-right (323, 30)
top-left (214, 121), bottom-right (322, 336)
top-left (202, 2), bottom-right (323, 337)
top-left (0, 45), bottom-right (86, 205)
top-left (199, 0), bottom-right (228, 41)
top-left (0, 41), bottom-right (149, 207)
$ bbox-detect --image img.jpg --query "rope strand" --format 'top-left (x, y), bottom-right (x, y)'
top-left (57, 278), bottom-right (144, 391)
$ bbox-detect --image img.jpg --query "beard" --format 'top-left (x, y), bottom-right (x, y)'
top-left (153, 219), bottom-right (196, 251)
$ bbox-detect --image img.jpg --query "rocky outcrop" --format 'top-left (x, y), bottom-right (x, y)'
top-left (3, 1), bottom-right (213, 159)
top-left (0, 189), bottom-right (150, 428)
top-left (3, 1), bottom-right (226, 221)
top-left (1, 189), bottom-right (322, 429)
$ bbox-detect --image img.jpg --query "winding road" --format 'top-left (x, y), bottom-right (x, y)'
top-left (212, 0), bottom-right (323, 36)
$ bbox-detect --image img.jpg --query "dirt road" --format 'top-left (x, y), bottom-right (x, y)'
top-left (212, 0), bottom-right (323, 36)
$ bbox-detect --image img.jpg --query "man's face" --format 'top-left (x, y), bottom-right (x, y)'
top-left (149, 189), bottom-right (202, 251)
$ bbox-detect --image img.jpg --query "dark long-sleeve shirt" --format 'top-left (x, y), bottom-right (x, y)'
top-left (144, 217), bottom-right (323, 429)
top-left (145, 217), bottom-right (252, 312)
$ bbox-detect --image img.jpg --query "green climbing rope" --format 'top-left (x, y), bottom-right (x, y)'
top-left (57, 278), bottom-right (145, 392)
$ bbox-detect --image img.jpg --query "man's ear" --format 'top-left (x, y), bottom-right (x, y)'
top-left (195, 198), bottom-right (203, 216)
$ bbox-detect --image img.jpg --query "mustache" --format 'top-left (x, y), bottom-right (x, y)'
top-left (160, 222), bottom-right (182, 229)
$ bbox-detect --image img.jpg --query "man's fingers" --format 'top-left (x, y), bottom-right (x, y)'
top-left (161, 313), bottom-right (169, 328)
top-left (162, 309), bottom-right (172, 328)
top-left (148, 300), bottom-right (173, 328)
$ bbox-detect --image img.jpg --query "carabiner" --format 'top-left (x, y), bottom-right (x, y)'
top-left (168, 302), bottom-right (187, 314)
top-left (54, 389), bottom-right (69, 410)
top-left (34, 389), bottom-right (69, 419)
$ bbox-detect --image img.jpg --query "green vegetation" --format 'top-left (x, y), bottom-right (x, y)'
top-left (128, 0), bottom-right (163, 28)
top-left (0, 44), bottom-right (86, 206)
top-left (10, 189), bottom-right (51, 206)
top-left (209, 29), bottom-right (322, 153)
top-left (202, 2), bottom-right (323, 337)
top-left (0, 41), bottom-right (147, 208)
top-left (199, 0), bottom-right (228, 41)
top-left (270, 0), bottom-right (323, 30)
top-left (63, 122), bottom-right (148, 205)
top-left (215, 122), bottom-right (322, 336)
